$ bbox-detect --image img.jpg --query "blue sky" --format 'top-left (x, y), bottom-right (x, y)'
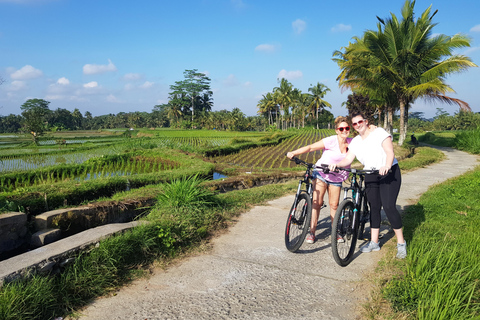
top-left (0, 0), bottom-right (479, 119)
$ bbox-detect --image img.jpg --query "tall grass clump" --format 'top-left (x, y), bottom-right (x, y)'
top-left (455, 129), bottom-right (480, 154)
top-left (382, 167), bottom-right (480, 319)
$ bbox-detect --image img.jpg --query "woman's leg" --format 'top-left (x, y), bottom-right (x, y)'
top-left (379, 165), bottom-right (404, 244)
top-left (326, 184), bottom-right (342, 226)
top-left (365, 181), bottom-right (382, 243)
top-left (311, 178), bottom-right (327, 234)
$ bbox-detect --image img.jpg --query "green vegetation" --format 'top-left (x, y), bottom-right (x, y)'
top-left (397, 147), bottom-right (445, 172)
top-left (0, 179), bottom-right (298, 320)
top-left (333, 0), bottom-right (477, 145)
top-left (362, 132), bottom-right (480, 319)
top-left (382, 167), bottom-right (480, 319)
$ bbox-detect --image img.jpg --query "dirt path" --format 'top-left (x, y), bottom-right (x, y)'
top-left (74, 146), bottom-right (479, 320)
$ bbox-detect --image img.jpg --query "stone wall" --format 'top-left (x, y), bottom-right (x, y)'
top-left (0, 212), bottom-right (28, 255)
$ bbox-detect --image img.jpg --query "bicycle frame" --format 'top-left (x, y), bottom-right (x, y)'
top-left (340, 170), bottom-right (367, 236)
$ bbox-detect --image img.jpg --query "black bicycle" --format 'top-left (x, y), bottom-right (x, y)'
top-left (331, 167), bottom-right (378, 267)
top-left (284, 157), bottom-right (326, 252)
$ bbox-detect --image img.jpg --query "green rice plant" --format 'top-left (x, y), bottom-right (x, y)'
top-left (154, 174), bottom-right (218, 209)
top-left (455, 129), bottom-right (480, 154)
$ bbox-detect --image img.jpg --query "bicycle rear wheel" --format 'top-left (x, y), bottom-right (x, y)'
top-left (332, 199), bottom-right (358, 266)
top-left (357, 201), bottom-right (370, 240)
top-left (285, 192), bottom-right (312, 252)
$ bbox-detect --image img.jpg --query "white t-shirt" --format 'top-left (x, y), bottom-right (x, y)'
top-left (348, 128), bottom-right (398, 170)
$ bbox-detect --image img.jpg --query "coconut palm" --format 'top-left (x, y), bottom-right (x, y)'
top-left (334, 0), bottom-right (477, 145)
top-left (257, 92), bottom-right (278, 126)
top-left (308, 83), bottom-right (331, 129)
top-left (273, 78), bottom-right (294, 130)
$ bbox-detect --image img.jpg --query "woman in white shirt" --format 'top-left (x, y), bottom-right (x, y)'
top-left (329, 112), bottom-right (407, 259)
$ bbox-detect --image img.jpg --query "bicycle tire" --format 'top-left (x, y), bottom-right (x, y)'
top-left (357, 200), bottom-right (370, 240)
top-left (332, 199), bottom-right (359, 266)
top-left (285, 192), bottom-right (312, 252)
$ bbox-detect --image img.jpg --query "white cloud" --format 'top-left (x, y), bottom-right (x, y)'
top-left (124, 83), bottom-right (135, 91)
top-left (83, 81), bottom-right (98, 88)
top-left (139, 81), bottom-right (154, 89)
top-left (122, 73), bottom-right (142, 81)
top-left (57, 77), bottom-right (70, 85)
top-left (44, 95), bottom-right (63, 100)
top-left (464, 46), bottom-right (480, 55)
top-left (244, 81), bottom-right (252, 87)
top-left (223, 74), bottom-right (239, 87)
top-left (7, 80), bottom-right (26, 91)
top-left (277, 69), bottom-right (303, 80)
top-left (83, 59), bottom-right (117, 75)
top-left (255, 44), bottom-right (276, 53)
top-left (10, 65), bottom-right (43, 80)
top-left (106, 94), bottom-right (120, 103)
top-left (331, 23), bottom-right (352, 33)
top-left (292, 19), bottom-right (306, 35)
top-left (470, 24), bottom-right (480, 32)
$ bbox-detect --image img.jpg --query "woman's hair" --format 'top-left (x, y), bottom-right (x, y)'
top-left (334, 116), bottom-right (349, 128)
top-left (350, 111), bottom-right (367, 120)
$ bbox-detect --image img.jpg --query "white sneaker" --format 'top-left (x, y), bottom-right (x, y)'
top-left (396, 241), bottom-right (407, 259)
top-left (360, 241), bottom-right (380, 253)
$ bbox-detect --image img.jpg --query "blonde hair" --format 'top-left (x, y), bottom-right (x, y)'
top-left (334, 116), bottom-right (349, 129)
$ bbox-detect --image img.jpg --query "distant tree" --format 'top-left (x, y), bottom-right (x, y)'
top-left (72, 108), bottom-right (84, 130)
top-left (84, 111), bottom-right (93, 129)
top-left (20, 98), bottom-right (51, 143)
top-left (0, 114), bottom-right (22, 133)
top-left (273, 78), bottom-right (294, 130)
top-left (169, 69), bottom-right (212, 125)
top-left (49, 108), bottom-right (74, 130)
top-left (308, 82), bottom-right (331, 129)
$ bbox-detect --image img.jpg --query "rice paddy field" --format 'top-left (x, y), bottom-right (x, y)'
top-left (0, 128), bottom-right (334, 213)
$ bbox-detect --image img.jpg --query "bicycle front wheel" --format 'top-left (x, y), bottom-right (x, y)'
top-left (332, 199), bottom-right (358, 266)
top-left (285, 192), bottom-right (312, 252)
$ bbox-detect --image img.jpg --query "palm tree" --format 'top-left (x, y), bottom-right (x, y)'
top-left (257, 92), bottom-right (278, 126)
top-left (298, 92), bottom-right (312, 128)
top-left (273, 78), bottom-right (294, 130)
top-left (334, 0), bottom-right (477, 145)
top-left (308, 83), bottom-right (331, 129)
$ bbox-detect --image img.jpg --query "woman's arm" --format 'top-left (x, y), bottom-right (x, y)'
top-left (380, 137), bottom-right (395, 175)
top-left (287, 140), bottom-right (325, 159)
top-left (328, 150), bottom-right (356, 171)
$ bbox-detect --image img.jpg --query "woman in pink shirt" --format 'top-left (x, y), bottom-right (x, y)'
top-left (287, 116), bottom-right (352, 244)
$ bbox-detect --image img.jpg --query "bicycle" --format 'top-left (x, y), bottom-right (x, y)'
top-left (331, 166), bottom-right (378, 267)
top-left (284, 156), bottom-right (326, 252)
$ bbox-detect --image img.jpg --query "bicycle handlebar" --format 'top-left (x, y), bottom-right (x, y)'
top-left (287, 155), bottom-right (381, 175)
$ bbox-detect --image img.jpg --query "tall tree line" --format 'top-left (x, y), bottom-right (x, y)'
top-left (256, 78), bottom-right (333, 130)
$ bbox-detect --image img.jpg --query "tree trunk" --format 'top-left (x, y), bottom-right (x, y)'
top-left (377, 108), bottom-right (382, 128)
top-left (398, 100), bottom-right (407, 146)
top-left (383, 107), bottom-right (388, 129)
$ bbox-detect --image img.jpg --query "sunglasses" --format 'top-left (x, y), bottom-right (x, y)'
top-left (337, 126), bottom-right (350, 132)
top-left (352, 120), bottom-right (365, 127)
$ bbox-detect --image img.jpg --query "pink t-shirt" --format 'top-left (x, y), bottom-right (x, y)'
top-left (314, 135), bottom-right (352, 183)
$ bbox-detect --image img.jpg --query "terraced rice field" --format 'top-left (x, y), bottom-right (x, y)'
top-left (213, 129), bottom-right (334, 169)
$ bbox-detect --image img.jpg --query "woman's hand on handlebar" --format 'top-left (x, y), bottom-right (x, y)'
top-left (379, 166), bottom-right (390, 176)
top-left (286, 152), bottom-right (295, 159)
top-left (328, 163), bottom-right (337, 172)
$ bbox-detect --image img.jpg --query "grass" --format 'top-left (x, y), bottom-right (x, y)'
top-left (0, 179), bottom-right (298, 320)
top-left (381, 167), bottom-right (480, 319)
top-left (361, 133), bottom-right (480, 320)
top-left (397, 147), bottom-right (445, 172)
